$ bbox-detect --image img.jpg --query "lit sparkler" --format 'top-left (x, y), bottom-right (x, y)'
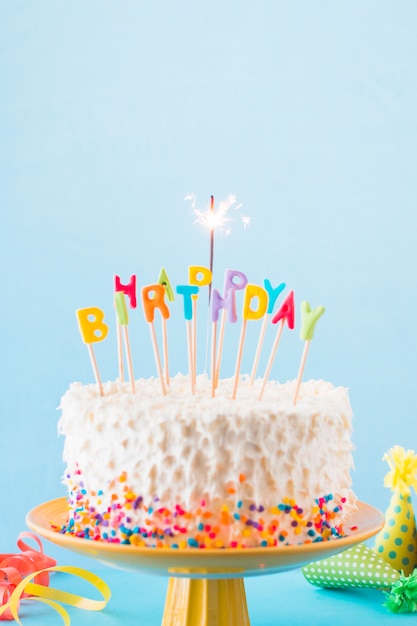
top-left (187, 193), bottom-right (251, 375)
top-left (189, 193), bottom-right (250, 234)
top-left (187, 193), bottom-right (251, 292)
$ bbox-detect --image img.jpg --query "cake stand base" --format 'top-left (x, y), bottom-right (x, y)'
top-left (163, 577), bottom-right (249, 626)
top-left (26, 498), bottom-right (385, 626)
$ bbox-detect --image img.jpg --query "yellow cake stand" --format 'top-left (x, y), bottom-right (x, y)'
top-left (27, 498), bottom-right (384, 626)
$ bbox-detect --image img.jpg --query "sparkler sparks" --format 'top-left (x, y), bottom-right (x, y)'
top-left (186, 192), bottom-right (251, 374)
top-left (186, 193), bottom-right (251, 235)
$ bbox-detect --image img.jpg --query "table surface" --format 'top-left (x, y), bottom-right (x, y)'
top-left (15, 565), bottom-right (409, 625)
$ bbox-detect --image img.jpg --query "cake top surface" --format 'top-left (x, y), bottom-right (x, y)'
top-left (59, 375), bottom-right (352, 427)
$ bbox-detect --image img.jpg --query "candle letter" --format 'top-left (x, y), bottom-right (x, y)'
top-left (142, 284), bottom-right (170, 323)
top-left (176, 285), bottom-right (199, 320)
top-left (115, 291), bottom-right (129, 325)
top-left (211, 288), bottom-right (238, 323)
top-left (224, 269), bottom-right (248, 294)
top-left (115, 275), bottom-right (137, 308)
top-left (243, 284), bottom-right (268, 320)
top-left (272, 291), bottom-right (295, 329)
top-left (300, 301), bottom-right (325, 340)
top-left (76, 307), bottom-right (109, 343)
top-left (158, 267), bottom-right (175, 302)
top-left (264, 279), bottom-right (286, 314)
top-left (189, 265), bottom-right (212, 288)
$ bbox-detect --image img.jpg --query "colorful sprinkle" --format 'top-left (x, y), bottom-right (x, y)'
top-left (59, 470), bottom-right (350, 549)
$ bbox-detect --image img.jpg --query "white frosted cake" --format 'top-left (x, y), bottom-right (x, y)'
top-left (57, 374), bottom-right (357, 548)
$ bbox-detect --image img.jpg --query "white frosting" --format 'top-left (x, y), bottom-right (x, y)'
top-left (58, 375), bottom-right (356, 546)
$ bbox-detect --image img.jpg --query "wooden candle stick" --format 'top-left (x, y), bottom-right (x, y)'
top-left (258, 291), bottom-right (295, 401)
top-left (293, 301), bottom-right (325, 405)
top-left (114, 291), bottom-right (136, 394)
top-left (232, 284), bottom-right (268, 399)
top-left (250, 280), bottom-right (286, 384)
top-left (142, 284), bottom-right (170, 396)
top-left (158, 267), bottom-right (175, 387)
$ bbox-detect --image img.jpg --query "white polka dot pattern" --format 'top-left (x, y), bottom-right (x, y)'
top-left (302, 543), bottom-right (399, 589)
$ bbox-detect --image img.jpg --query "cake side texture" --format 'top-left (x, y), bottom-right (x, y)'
top-left (58, 375), bottom-right (357, 548)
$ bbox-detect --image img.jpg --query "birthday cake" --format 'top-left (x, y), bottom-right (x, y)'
top-left (58, 374), bottom-right (357, 548)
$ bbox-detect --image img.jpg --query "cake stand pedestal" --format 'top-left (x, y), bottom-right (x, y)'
top-left (27, 498), bottom-right (384, 626)
top-left (163, 578), bottom-right (249, 625)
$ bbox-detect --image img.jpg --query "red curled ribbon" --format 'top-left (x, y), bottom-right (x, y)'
top-left (0, 532), bottom-right (56, 619)
top-left (0, 532), bottom-right (111, 624)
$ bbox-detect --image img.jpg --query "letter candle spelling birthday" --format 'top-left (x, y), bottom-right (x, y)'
top-left (76, 307), bottom-right (109, 396)
top-left (258, 290), bottom-right (295, 401)
top-left (232, 283), bottom-right (268, 399)
top-left (210, 285), bottom-right (237, 397)
top-left (114, 291), bottom-right (135, 393)
top-left (158, 267), bottom-right (175, 386)
top-left (176, 284), bottom-right (199, 394)
top-left (249, 279), bottom-right (286, 384)
top-left (214, 269), bottom-right (248, 388)
top-left (189, 266), bottom-right (212, 387)
top-left (141, 284), bottom-right (169, 396)
top-left (75, 269), bottom-right (327, 401)
top-left (293, 301), bottom-right (325, 405)
top-left (114, 274), bottom-right (137, 382)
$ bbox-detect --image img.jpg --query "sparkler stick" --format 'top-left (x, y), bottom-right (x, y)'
top-left (190, 193), bottom-right (250, 376)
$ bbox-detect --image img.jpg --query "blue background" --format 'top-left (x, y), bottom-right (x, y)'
top-left (1, 1), bottom-right (417, 623)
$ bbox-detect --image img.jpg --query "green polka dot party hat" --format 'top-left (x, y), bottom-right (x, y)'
top-left (374, 445), bottom-right (417, 575)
